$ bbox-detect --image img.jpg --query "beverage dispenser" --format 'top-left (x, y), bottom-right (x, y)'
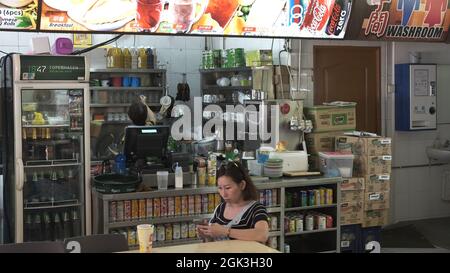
top-left (395, 64), bottom-right (437, 131)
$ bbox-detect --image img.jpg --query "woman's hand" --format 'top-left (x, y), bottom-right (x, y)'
top-left (197, 223), bottom-right (229, 238)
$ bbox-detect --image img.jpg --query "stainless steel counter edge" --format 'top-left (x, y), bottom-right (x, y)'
top-left (94, 177), bottom-right (342, 201)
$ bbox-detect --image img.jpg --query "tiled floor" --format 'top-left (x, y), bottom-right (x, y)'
top-left (381, 217), bottom-right (450, 253)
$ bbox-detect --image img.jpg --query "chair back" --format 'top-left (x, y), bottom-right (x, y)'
top-left (64, 234), bottom-right (129, 253)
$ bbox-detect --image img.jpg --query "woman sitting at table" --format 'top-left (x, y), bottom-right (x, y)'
top-left (197, 161), bottom-right (269, 244)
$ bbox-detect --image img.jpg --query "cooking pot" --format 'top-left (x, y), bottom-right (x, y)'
top-left (193, 136), bottom-right (216, 156)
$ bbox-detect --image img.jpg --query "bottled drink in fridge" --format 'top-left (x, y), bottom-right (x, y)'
top-left (63, 211), bottom-right (72, 238)
top-left (72, 209), bottom-right (81, 237)
top-left (24, 214), bottom-right (33, 242)
top-left (53, 212), bottom-right (64, 241)
top-left (43, 212), bottom-right (53, 241)
top-left (31, 213), bottom-right (42, 241)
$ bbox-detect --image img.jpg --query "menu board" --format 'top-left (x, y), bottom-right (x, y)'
top-left (39, 0), bottom-right (353, 39)
top-left (0, 0), bottom-right (38, 30)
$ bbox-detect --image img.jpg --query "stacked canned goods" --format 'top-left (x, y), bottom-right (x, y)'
top-left (108, 194), bottom-right (221, 223)
top-left (285, 212), bottom-right (334, 233)
top-left (222, 48), bottom-right (246, 68)
top-left (258, 189), bottom-right (278, 207)
top-left (110, 220), bottom-right (201, 247)
top-left (202, 48), bottom-right (246, 69)
top-left (285, 188), bottom-right (334, 208)
top-left (268, 215), bottom-right (278, 231)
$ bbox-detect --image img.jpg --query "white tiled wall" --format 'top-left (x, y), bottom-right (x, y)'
top-left (0, 33), bottom-right (287, 99)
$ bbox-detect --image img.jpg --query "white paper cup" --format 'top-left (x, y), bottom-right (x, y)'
top-left (137, 224), bottom-right (154, 253)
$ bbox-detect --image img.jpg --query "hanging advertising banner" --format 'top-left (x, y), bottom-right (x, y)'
top-left (0, 0), bottom-right (38, 30)
top-left (358, 0), bottom-right (450, 42)
top-left (38, 0), bottom-right (353, 39)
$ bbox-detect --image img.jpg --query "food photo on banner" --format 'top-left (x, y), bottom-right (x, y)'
top-left (37, 0), bottom-right (353, 38)
top-left (0, 0), bottom-right (38, 30)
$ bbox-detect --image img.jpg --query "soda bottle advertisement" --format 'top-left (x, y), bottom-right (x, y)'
top-left (38, 0), bottom-right (353, 39)
top-left (0, 0), bottom-right (38, 30)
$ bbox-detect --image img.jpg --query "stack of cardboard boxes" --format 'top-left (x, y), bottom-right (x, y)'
top-left (336, 136), bottom-right (392, 228)
top-left (304, 104), bottom-right (357, 170)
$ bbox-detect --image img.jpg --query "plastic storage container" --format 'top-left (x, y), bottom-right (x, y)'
top-left (318, 152), bottom-right (354, 178)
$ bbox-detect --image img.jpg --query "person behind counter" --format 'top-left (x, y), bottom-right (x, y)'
top-left (196, 161), bottom-right (269, 244)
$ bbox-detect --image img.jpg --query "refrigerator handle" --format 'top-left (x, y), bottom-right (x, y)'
top-left (15, 158), bottom-right (24, 191)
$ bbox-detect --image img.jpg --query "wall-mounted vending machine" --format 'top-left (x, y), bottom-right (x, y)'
top-left (395, 64), bottom-right (437, 131)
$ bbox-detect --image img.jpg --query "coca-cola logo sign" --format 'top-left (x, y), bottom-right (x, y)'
top-left (307, 2), bottom-right (328, 32)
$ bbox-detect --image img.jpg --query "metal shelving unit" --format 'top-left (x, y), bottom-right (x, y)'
top-left (93, 176), bottom-right (341, 253)
top-left (89, 68), bottom-right (167, 164)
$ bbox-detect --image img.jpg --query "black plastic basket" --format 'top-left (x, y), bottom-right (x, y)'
top-left (93, 174), bottom-right (141, 194)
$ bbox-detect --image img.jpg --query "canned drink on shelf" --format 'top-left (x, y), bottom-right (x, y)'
top-left (116, 201), bottom-right (124, 221)
top-left (181, 196), bottom-right (189, 216)
top-left (139, 199), bottom-right (146, 219)
top-left (188, 223), bottom-right (196, 238)
top-left (195, 195), bottom-right (202, 214)
top-left (161, 197), bottom-right (168, 217)
top-left (145, 199), bottom-right (153, 218)
top-left (127, 229), bottom-right (136, 246)
top-left (165, 224), bottom-right (173, 241)
top-left (181, 222), bottom-right (189, 239)
top-left (270, 216), bottom-right (278, 231)
top-left (175, 196), bottom-right (182, 216)
top-left (188, 195), bottom-right (195, 215)
top-left (295, 217), bottom-right (304, 232)
top-left (268, 237), bottom-right (278, 249)
top-left (168, 197), bottom-right (175, 217)
top-left (314, 190), bottom-right (321, 206)
top-left (305, 215), bottom-right (314, 231)
top-left (259, 191), bottom-right (265, 206)
top-left (284, 217), bottom-right (290, 233)
top-left (326, 215), bottom-right (334, 229)
top-left (173, 223), bottom-right (181, 240)
top-left (153, 198), bottom-right (161, 218)
top-left (300, 191), bottom-right (308, 207)
top-left (131, 200), bottom-right (139, 220)
top-left (308, 190), bottom-right (315, 206)
top-left (214, 193), bottom-right (221, 208)
top-left (109, 201), bottom-right (117, 222)
top-left (207, 194), bottom-right (215, 213)
top-left (289, 218), bottom-right (296, 233)
top-left (320, 188), bottom-right (326, 205)
top-left (326, 189), bottom-right (334, 204)
top-left (124, 200), bottom-right (131, 221)
top-left (284, 244), bottom-right (290, 253)
top-left (202, 195), bottom-right (209, 214)
top-left (266, 189), bottom-right (272, 207)
top-left (156, 225), bottom-right (165, 241)
top-left (317, 215), bottom-right (327, 230)
top-left (272, 189), bottom-right (278, 206)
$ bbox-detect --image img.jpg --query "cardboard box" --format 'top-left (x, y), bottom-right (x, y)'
top-left (335, 136), bottom-right (392, 156)
top-left (273, 65), bottom-right (291, 99)
top-left (305, 131), bottom-right (349, 154)
top-left (308, 154), bottom-right (320, 171)
top-left (362, 209), bottom-right (389, 228)
top-left (354, 155), bottom-right (392, 176)
top-left (364, 190), bottom-right (390, 211)
top-left (305, 104), bottom-right (356, 133)
top-left (341, 177), bottom-right (365, 191)
top-left (365, 174), bottom-right (390, 192)
top-left (341, 190), bottom-right (364, 203)
top-left (340, 201), bottom-right (364, 225)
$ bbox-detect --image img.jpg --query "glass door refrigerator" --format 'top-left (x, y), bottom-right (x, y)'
top-left (0, 54), bottom-right (91, 243)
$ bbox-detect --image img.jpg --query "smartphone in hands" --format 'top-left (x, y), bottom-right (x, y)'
top-left (193, 218), bottom-right (209, 226)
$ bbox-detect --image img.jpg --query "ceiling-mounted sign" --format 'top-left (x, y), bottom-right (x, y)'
top-left (38, 0), bottom-right (353, 39)
top-left (0, 0), bottom-right (38, 30)
top-left (360, 0), bottom-right (450, 41)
